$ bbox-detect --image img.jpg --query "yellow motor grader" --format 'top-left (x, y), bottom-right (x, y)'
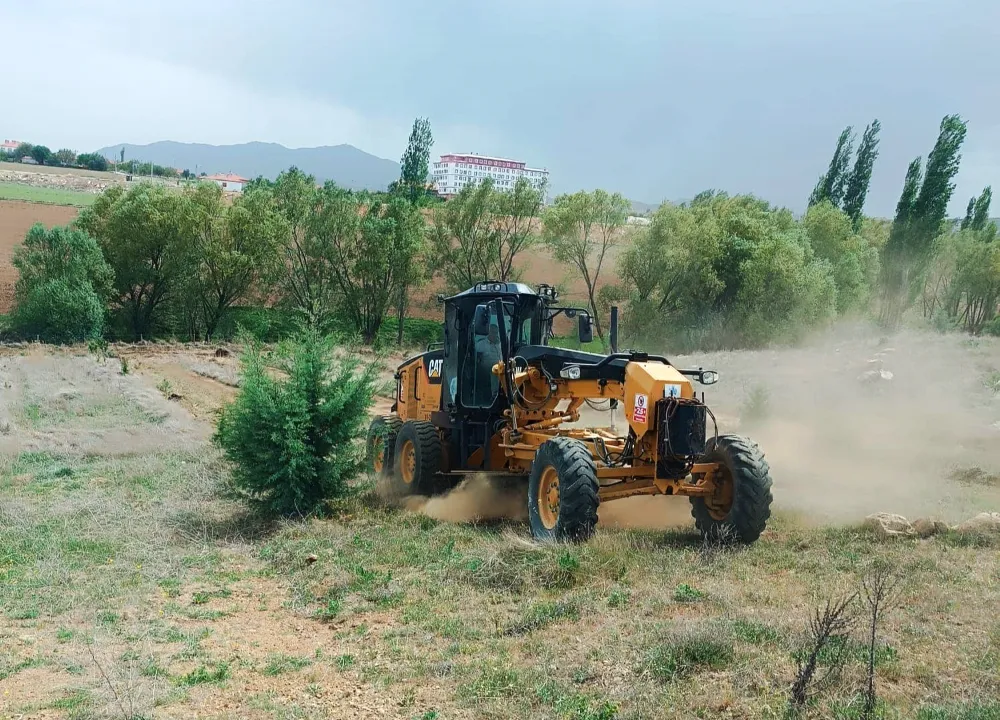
top-left (367, 282), bottom-right (773, 543)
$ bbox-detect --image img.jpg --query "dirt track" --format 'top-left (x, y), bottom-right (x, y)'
top-left (0, 200), bottom-right (80, 312)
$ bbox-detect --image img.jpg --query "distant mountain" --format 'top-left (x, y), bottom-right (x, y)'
top-left (629, 200), bottom-right (661, 216)
top-left (95, 141), bottom-right (401, 190)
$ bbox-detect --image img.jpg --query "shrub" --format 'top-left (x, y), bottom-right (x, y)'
top-left (984, 315), bottom-right (1000, 337)
top-left (10, 224), bottom-right (113, 344)
top-left (214, 330), bottom-right (379, 516)
top-left (11, 279), bottom-right (105, 343)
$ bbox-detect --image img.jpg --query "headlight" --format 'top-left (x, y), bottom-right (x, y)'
top-left (700, 370), bottom-right (719, 385)
top-left (560, 365), bottom-right (581, 379)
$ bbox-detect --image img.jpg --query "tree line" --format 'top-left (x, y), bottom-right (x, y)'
top-left (1, 142), bottom-right (192, 177)
top-left (2, 142), bottom-right (109, 171)
top-left (2, 115), bottom-right (997, 349)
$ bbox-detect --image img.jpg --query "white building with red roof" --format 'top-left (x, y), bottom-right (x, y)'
top-left (2, 139), bottom-right (22, 155)
top-left (202, 172), bottom-right (250, 193)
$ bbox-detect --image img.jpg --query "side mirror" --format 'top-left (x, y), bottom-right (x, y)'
top-left (578, 314), bottom-right (593, 344)
top-left (473, 304), bottom-right (491, 336)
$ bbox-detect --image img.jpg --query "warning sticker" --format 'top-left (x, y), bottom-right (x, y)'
top-left (663, 384), bottom-right (681, 398)
top-left (633, 393), bottom-right (648, 423)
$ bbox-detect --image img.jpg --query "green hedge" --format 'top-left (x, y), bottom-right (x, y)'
top-left (375, 317), bottom-right (443, 349)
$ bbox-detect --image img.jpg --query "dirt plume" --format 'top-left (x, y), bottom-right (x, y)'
top-left (400, 474), bottom-right (529, 523)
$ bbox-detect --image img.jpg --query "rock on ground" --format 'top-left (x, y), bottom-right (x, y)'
top-left (954, 512), bottom-right (1000, 536)
top-left (912, 517), bottom-right (949, 538)
top-left (863, 512), bottom-right (916, 539)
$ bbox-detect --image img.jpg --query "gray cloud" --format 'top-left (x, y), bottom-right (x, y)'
top-left (6, 0), bottom-right (999, 215)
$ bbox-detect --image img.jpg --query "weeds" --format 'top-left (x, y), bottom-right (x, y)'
top-left (673, 583), bottom-right (706, 602)
top-left (262, 654), bottom-right (311, 676)
top-left (502, 600), bottom-right (580, 636)
top-left (860, 563), bottom-right (901, 719)
top-left (177, 661), bottom-right (230, 686)
top-left (642, 623), bottom-right (734, 681)
top-left (789, 592), bottom-right (858, 711)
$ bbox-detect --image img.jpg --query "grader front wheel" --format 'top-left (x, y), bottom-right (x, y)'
top-left (690, 434), bottom-right (773, 543)
top-left (528, 437), bottom-right (600, 542)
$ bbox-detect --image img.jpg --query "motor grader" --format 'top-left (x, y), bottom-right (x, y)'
top-left (366, 282), bottom-right (773, 543)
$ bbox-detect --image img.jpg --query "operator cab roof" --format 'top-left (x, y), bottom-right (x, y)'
top-left (446, 282), bottom-right (537, 301)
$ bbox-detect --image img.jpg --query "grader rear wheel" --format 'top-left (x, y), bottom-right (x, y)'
top-left (366, 415), bottom-right (402, 478)
top-left (690, 434), bottom-right (773, 543)
top-left (528, 437), bottom-right (600, 542)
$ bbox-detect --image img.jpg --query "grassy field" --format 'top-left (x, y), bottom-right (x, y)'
top-left (1, 342), bottom-right (999, 719)
top-left (0, 183), bottom-right (97, 207)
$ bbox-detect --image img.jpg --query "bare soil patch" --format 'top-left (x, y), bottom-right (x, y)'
top-left (0, 201), bottom-right (80, 312)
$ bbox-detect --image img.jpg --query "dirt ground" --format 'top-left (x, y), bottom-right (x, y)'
top-left (0, 201), bottom-right (81, 313)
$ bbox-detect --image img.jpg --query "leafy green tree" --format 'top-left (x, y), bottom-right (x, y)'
top-left (13, 143), bottom-right (33, 161)
top-left (430, 176), bottom-right (543, 293)
top-left (802, 201), bottom-right (879, 313)
top-left (614, 202), bottom-right (723, 342)
top-left (397, 117), bottom-right (434, 203)
top-left (30, 145), bottom-right (53, 165)
top-left (935, 227), bottom-right (1000, 332)
top-left (53, 148), bottom-right (77, 167)
top-left (842, 120), bottom-right (881, 229)
top-left (612, 192), bottom-right (838, 350)
top-left (259, 168), bottom-right (341, 329)
top-left (311, 187), bottom-right (425, 344)
top-left (215, 330), bottom-right (379, 517)
top-left (10, 224), bottom-right (114, 343)
top-left (76, 183), bottom-right (197, 339)
top-left (493, 177), bottom-right (545, 281)
top-left (183, 182), bottom-right (287, 339)
top-left (542, 189), bottom-right (630, 340)
top-left (808, 127), bottom-right (854, 208)
top-left (76, 153), bottom-right (108, 171)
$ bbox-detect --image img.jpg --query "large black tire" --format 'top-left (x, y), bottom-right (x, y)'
top-left (366, 415), bottom-right (402, 478)
top-left (528, 437), bottom-right (600, 542)
top-left (690, 434), bottom-right (773, 544)
top-left (392, 420), bottom-right (442, 496)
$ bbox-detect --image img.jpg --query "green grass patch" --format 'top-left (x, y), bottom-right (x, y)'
top-left (0, 182), bottom-right (96, 207)
top-left (917, 702), bottom-right (1000, 720)
top-left (730, 618), bottom-right (782, 645)
top-left (642, 624), bottom-right (735, 681)
top-left (177, 661), bottom-right (230, 686)
top-left (672, 583), bottom-right (707, 602)
top-left (503, 600), bottom-right (580, 636)
top-left (262, 653), bottom-right (312, 676)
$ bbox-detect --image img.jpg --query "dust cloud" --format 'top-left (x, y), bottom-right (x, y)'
top-left (386, 324), bottom-right (1000, 529)
top-left (672, 323), bottom-right (1000, 524)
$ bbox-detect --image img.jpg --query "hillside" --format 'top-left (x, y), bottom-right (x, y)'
top-left (95, 141), bottom-right (401, 190)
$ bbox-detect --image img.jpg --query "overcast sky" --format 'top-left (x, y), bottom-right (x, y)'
top-left (6, 0), bottom-right (999, 216)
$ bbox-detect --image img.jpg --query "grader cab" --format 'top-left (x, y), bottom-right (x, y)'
top-left (367, 282), bottom-right (773, 543)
